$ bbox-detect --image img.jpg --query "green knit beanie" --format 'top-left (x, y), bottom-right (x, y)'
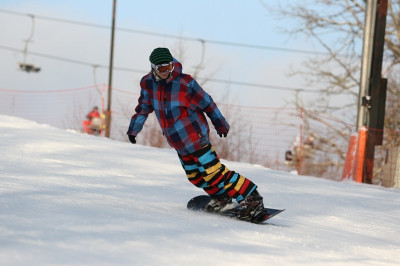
top-left (149, 47), bottom-right (173, 65)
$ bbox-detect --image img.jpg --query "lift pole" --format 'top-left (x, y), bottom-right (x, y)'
top-left (357, 0), bottom-right (376, 130)
top-left (362, 0), bottom-right (388, 184)
top-left (105, 0), bottom-right (117, 138)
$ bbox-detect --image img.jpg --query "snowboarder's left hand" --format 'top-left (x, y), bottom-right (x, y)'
top-left (218, 131), bottom-right (228, 138)
top-left (128, 135), bottom-right (136, 144)
top-left (217, 126), bottom-right (229, 138)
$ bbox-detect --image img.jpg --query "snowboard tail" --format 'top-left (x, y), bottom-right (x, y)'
top-left (187, 195), bottom-right (284, 224)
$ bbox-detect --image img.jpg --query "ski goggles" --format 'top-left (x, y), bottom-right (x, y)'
top-left (152, 62), bottom-right (174, 73)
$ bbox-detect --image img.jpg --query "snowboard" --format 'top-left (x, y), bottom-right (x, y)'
top-left (187, 195), bottom-right (284, 224)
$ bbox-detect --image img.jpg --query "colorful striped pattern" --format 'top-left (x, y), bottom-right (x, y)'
top-left (179, 145), bottom-right (257, 202)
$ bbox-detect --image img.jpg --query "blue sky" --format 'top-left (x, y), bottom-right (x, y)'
top-left (0, 0), bottom-right (329, 108)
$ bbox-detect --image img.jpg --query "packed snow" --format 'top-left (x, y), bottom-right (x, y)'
top-left (0, 115), bottom-right (399, 265)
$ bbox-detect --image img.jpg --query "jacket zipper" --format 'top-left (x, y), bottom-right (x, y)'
top-left (164, 94), bottom-right (167, 115)
top-left (158, 81), bottom-right (167, 129)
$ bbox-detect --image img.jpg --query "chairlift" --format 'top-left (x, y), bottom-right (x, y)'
top-left (19, 14), bottom-right (41, 73)
top-left (19, 63), bottom-right (41, 72)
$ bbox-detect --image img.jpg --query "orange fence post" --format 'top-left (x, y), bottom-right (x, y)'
top-left (354, 127), bottom-right (367, 182)
top-left (341, 135), bottom-right (357, 180)
top-left (341, 127), bottom-right (367, 182)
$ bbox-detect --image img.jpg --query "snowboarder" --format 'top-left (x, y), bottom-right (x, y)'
top-left (127, 47), bottom-right (266, 221)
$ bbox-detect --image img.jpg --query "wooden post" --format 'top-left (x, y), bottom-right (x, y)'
top-left (105, 0), bottom-right (117, 138)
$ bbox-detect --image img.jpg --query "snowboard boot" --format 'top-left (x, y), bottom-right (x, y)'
top-left (236, 189), bottom-right (266, 222)
top-left (205, 193), bottom-right (232, 212)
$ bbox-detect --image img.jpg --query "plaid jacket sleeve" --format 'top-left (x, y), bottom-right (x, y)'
top-left (187, 78), bottom-right (230, 134)
top-left (127, 78), bottom-right (154, 136)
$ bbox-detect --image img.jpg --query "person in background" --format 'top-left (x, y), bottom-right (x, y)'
top-left (127, 47), bottom-right (269, 222)
top-left (83, 106), bottom-right (101, 135)
top-left (285, 133), bottom-right (316, 163)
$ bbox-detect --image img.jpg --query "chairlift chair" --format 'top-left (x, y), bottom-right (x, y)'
top-left (19, 14), bottom-right (41, 73)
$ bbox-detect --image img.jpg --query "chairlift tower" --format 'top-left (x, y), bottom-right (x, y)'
top-left (357, 0), bottom-right (388, 183)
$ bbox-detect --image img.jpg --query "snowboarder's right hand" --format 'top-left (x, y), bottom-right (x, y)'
top-left (128, 135), bottom-right (136, 144)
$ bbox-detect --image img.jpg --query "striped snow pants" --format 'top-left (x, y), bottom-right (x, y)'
top-left (178, 144), bottom-right (257, 202)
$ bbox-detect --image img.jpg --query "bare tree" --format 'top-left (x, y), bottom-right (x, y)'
top-left (263, 0), bottom-right (400, 179)
top-left (266, 0), bottom-right (399, 122)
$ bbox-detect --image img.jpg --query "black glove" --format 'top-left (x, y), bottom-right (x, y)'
top-left (218, 131), bottom-right (228, 138)
top-left (128, 135), bottom-right (136, 144)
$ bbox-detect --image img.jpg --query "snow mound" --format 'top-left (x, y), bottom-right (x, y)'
top-left (0, 115), bottom-right (399, 265)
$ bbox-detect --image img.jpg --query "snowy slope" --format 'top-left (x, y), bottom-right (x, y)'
top-left (0, 115), bottom-right (399, 266)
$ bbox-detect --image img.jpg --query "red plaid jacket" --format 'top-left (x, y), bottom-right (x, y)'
top-left (127, 59), bottom-right (229, 155)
